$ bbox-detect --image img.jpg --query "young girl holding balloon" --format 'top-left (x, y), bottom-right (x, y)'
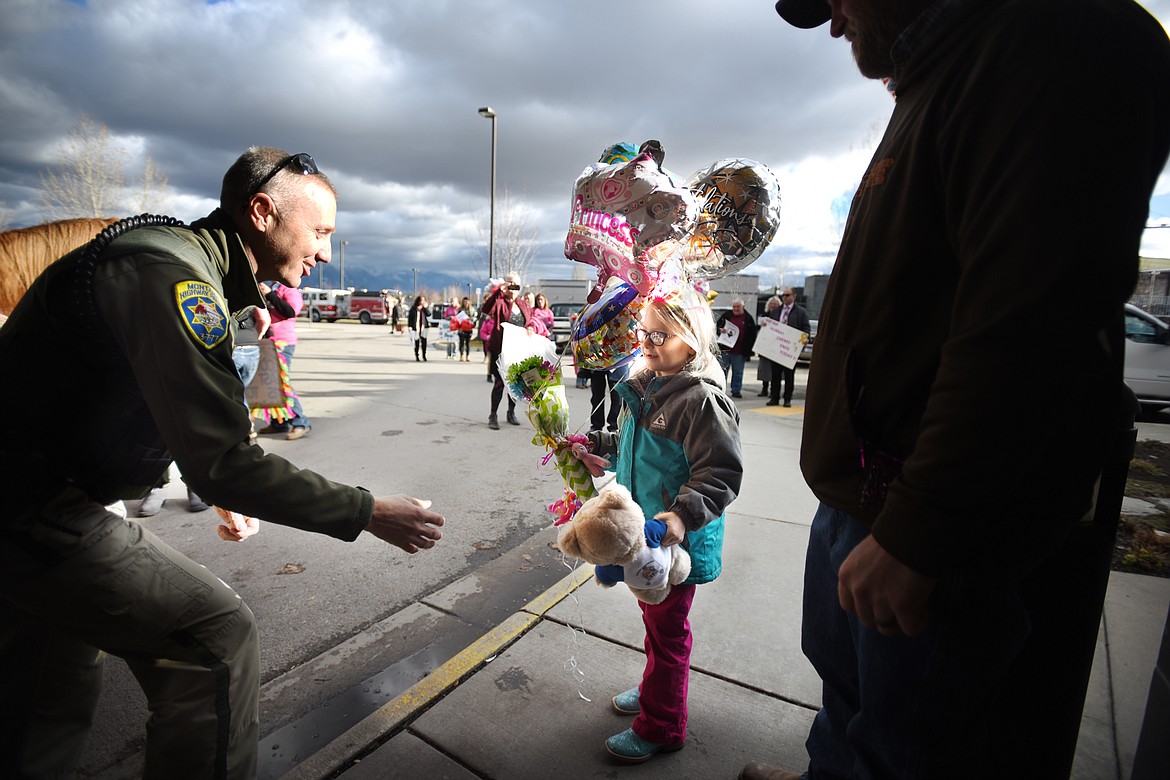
top-left (575, 281), bottom-right (743, 763)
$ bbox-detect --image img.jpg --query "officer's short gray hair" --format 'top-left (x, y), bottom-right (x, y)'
top-left (221, 146), bottom-right (337, 215)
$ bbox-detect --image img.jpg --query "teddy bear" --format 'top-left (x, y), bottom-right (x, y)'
top-left (556, 483), bottom-right (691, 605)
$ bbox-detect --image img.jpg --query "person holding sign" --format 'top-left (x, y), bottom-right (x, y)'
top-left (755, 296), bottom-right (782, 398)
top-left (715, 299), bottom-right (756, 398)
top-left (767, 288), bottom-right (810, 407)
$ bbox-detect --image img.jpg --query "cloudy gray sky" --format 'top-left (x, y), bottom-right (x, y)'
top-left (2, 0), bottom-right (1168, 295)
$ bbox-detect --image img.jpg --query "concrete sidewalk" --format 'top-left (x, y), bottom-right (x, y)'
top-left (278, 430), bottom-right (1170, 779)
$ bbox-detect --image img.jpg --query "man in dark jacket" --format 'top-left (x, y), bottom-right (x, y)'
top-left (742, 1), bottom-right (1170, 779)
top-left (0, 147), bottom-right (445, 778)
top-left (716, 298), bottom-right (757, 398)
top-left (767, 287), bottom-right (811, 407)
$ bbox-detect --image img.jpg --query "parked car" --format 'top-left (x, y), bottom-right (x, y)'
top-left (798, 319), bottom-right (818, 365)
top-left (548, 302), bottom-right (583, 348)
top-left (427, 302), bottom-right (454, 346)
top-left (1124, 303), bottom-right (1170, 412)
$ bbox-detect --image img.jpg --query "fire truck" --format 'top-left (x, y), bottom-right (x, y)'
top-left (346, 289), bottom-right (392, 324)
top-left (299, 287), bottom-right (350, 322)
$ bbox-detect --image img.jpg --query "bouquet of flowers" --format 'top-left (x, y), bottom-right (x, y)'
top-left (504, 353), bottom-right (562, 403)
top-left (497, 323), bottom-right (597, 520)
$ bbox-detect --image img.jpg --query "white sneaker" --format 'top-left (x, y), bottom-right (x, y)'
top-left (137, 487), bottom-right (167, 517)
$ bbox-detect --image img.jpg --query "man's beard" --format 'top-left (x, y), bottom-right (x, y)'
top-left (849, 0), bottom-right (933, 81)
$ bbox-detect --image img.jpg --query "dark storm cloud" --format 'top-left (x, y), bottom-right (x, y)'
top-left (1, 0), bottom-right (1167, 290)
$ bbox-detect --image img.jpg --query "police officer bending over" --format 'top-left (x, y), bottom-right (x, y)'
top-left (0, 147), bottom-right (445, 779)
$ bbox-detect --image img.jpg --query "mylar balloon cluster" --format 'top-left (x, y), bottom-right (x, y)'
top-left (565, 140), bottom-right (780, 371)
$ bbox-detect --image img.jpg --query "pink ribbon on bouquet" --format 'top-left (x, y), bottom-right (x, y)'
top-left (540, 434), bottom-right (611, 478)
top-left (549, 489), bottom-right (583, 526)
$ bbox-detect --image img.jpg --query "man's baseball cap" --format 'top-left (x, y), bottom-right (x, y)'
top-left (774, 0), bottom-right (831, 28)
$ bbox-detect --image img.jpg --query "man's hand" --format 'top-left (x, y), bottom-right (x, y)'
top-left (253, 305), bottom-right (272, 338)
top-left (365, 495), bottom-right (445, 553)
top-left (215, 505), bottom-right (260, 542)
top-left (837, 534), bottom-right (935, 636)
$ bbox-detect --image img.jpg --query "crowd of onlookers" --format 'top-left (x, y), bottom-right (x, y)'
top-left (360, 282), bottom-right (816, 435)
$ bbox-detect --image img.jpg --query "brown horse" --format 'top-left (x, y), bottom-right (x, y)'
top-left (0, 217), bottom-right (119, 316)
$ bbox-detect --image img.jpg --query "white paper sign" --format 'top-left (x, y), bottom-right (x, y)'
top-left (753, 318), bottom-right (808, 369)
top-left (717, 320), bottom-right (740, 349)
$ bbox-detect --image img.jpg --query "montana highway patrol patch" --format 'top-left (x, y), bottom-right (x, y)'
top-left (175, 280), bottom-right (229, 349)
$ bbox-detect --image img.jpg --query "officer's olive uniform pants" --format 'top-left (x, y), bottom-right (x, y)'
top-left (0, 486), bottom-right (259, 779)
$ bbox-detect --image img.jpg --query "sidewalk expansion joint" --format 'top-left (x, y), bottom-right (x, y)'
top-left (279, 564), bottom-right (594, 780)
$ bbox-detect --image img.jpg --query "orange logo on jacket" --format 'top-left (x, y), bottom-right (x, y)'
top-left (854, 157), bottom-right (895, 200)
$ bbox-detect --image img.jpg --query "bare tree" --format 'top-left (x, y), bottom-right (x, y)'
top-left (135, 151), bottom-right (171, 214)
top-left (467, 186), bottom-right (540, 282)
top-left (39, 115), bottom-right (127, 220)
top-left (38, 114), bottom-right (171, 220)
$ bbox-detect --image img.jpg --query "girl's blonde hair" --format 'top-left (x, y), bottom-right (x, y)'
top-left (640, 283), bottom-right (724, 383)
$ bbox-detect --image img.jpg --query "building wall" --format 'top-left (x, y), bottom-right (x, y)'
top-left (802, 274), bottom-right (831, 319)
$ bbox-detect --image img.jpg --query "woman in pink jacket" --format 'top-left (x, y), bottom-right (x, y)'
top-left (478, 271), bottom-right (534, 430)
top-left (258, 281), bottom-right (311, 440)
top-left (530, 293), bottom-right (555, 338)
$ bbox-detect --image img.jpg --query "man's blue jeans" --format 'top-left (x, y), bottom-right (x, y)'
top-left (232, 345), bottom-right (260, 416)
top-left (232, 346), bottom-right (259, 386)
top-left (720, 352), bottom-right (745, 394)
top-left (802, 503), bottom-right (1032, 779)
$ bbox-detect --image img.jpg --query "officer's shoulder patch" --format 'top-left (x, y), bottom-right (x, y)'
top-left (175, 280), bottom-right (229, 350)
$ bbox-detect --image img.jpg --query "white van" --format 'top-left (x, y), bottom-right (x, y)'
top-left (1124, 302), bottom-right (1170, 412)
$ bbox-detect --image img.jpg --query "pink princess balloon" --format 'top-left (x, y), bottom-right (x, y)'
top-left (564, 140), bottom-right (698, 302)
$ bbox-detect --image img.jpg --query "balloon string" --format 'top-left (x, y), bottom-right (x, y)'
top-left (559, 552), bottom-right (592, 702)
top-left (551, 334), bottom-right (594, 437)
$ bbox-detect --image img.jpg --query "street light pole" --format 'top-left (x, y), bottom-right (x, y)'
top-left (478, 106), bottom-right (497, 280)
top-left (339, 240), bottom-right (348, 290)
top-left (413, 267), bottom-right (418, 297)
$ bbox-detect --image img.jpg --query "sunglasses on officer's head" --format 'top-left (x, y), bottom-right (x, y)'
top-left (250, 152), bottom-right (319, 197)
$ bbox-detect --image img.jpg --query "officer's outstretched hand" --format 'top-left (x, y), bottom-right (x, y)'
top-left (366, 496), bottom-right (444, 553)
top-left (215, 506), bottom-right (260, 542)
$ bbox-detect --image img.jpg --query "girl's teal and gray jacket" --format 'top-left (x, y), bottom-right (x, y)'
top-left (590, 368), bottom-right (742, 585)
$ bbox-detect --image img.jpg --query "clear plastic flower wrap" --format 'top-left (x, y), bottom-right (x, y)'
top-left (496, 323), bottom-right (598, 516)
top-left (498, 323), bottom-right (562, 403)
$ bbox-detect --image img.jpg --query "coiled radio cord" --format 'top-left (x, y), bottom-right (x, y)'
top-left (74, 213), bottom-right (184, 342)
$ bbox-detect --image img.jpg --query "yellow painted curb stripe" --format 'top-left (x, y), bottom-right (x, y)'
top-left (524, 562), bottom-right (595, 616)
top-left (280, 562), bottom-right (595, 779)
top-left (749, 404), bottom-right (804, 416)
